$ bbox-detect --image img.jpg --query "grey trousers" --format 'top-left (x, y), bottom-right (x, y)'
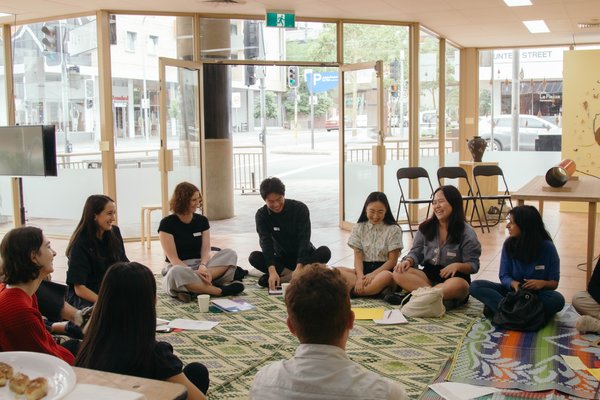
top-left (162, 248), bottom-right (238, 296)
top-left (572, 290), bottom-right (600, 318)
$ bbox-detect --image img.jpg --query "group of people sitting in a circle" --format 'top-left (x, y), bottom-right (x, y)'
top-left (1, 175), bottom-right (599, 399)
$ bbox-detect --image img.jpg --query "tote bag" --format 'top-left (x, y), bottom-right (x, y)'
top-left (400, 286), bottom-right (445, 318)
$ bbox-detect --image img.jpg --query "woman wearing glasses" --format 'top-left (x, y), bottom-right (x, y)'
top-left (159, 182), bottom-right (244, 302)
top-left (470, 205), bottom-right (564, 319)
top-left (393, 185), bottom-right (481, 309)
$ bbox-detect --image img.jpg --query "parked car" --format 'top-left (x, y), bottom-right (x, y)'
top-left (479, 114), bottom-right (561, 151)
top-left (325, 115), bottom-right (368, 131)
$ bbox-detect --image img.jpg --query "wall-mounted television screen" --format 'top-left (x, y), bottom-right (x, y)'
top-left (0, 125), bottom-right (58, 177)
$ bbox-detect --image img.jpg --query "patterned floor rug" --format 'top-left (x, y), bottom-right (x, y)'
top-left (447, 307), bottom-right (600, 399)
top-left (155, 275), bottom-right (482, 399)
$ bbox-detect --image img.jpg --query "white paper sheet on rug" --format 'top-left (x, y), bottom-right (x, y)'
top-left (562, 355), bottom-right (588, 370)
top-left (374, 310), bottom-right (408, 324)
top-left (167, 318), bottom-right (218, 330)
top-left (64, 384), bottom-right (146, 399)
top-left (429, 382), bottom-right (501, 400)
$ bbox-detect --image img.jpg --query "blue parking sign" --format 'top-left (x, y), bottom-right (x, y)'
top-left (306, 72), bottom-right (339, 93)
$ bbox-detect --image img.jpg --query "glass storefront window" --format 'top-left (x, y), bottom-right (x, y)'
top-left (0, 33), bottom-right (13, 231)
top-left (418, 31), bottom-right (440, 188)
top-left (12, 16), bottom-right (102, 235)
top-left (445, 43), bottom-right (460, 166)
top-left (343, 23), bottom-right (410, 210)
top-left (111, 15), bottom-right (194, 237)
top-left (200, 19), bottom-right (337, 63)
top-left (478, 47), bottom-right (566, 190)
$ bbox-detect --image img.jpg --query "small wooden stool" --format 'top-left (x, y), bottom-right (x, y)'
top-left (141, 205), bottom-right (162, 249)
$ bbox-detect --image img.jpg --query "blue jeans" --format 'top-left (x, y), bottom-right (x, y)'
top-left (470, 280), bottom-right (565, 317)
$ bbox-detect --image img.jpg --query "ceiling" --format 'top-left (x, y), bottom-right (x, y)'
top-left (0, 0), bottom-right (599, 48)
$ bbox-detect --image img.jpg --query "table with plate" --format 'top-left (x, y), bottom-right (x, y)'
top-left (0, 351), bottom-right (186, 400)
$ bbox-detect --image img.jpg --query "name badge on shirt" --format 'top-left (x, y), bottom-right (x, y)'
top-left (273, 227), bottom-right (280, 231)
top-left (535, 264), bottom-right (545, 270)
top-left (193, 232), bottom-right (202, 237)
top-left (447, 251), bottom-right (456, 257)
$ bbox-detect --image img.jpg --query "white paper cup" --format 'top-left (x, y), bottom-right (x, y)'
top-left (281, 283), bottom-right (290, 297)
top-left (197, 294), bottom-right (210, 312)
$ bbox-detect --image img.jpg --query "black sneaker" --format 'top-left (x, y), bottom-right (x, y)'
top-left (483, 305), bottom-right (494, 319)
top-left (384, 292), bottom-right (410, 305)
top-left (258, 274), bottom-right (269, 288)
top-left (221, 282), bottom-right (245, 296)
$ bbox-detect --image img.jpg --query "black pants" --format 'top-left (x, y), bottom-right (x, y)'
top-left (248, 246), bottom-right (331, 275)
top-left (37, 280), bottom-right (67, 322)
top-left (183, 363), bottom-right (210, 395)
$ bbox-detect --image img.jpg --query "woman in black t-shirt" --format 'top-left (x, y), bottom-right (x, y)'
top-left (76, 262), bottom-right (209, 398)
top-left (158, 182), bottom-right (244, 301)
top-left (65, 194), bottom-right (128, 308)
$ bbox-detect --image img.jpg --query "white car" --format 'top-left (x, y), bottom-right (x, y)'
top-left (479, 114), bottom-right (561, 151)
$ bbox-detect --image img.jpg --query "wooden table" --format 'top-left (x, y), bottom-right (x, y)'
top-left (512, 175), bottom-right (600, 281)
top-left (74, 367), bottom-right (187, 400)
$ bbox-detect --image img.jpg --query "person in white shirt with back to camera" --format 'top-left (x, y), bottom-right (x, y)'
top-left (249, 263), bottom-right (406, 400)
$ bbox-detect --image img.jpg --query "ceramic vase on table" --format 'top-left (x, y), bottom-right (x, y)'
top-left (467, 136), bottom-right (487, 162)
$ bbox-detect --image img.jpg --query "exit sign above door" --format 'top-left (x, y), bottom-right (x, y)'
top-left (266, 11), bottom-right (295, 28)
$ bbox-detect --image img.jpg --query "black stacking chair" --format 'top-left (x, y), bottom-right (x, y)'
top-left (396, 167), bottom-right (435, 237)
top-left (436, 166), bottom-right (485, 233)
top-left (472, 165), bottom-right (513, 232)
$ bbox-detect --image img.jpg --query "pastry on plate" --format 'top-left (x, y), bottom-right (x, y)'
top-left (26, 377), bottom-right (49, 400)
top-left (0, 361), bottom-right (14, 386)
top-left (9, 372), bottom-right (30, 394)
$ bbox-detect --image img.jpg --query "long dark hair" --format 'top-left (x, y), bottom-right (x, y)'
top-left (75, 262), bottom-right (157, 377)
top-left (0, 227), bottom-right (44, 285)
top-left (419, 185), bottom-right (465, 244)
top-left (504, 205), bottom-right (551, 264)
top-left (357, 192), bottom-right (397, 225)
top-left (66, 195), bottom-right (120, 261)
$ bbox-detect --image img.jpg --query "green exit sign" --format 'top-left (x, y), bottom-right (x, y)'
top-left (266, 11), bottom-right (295, 28)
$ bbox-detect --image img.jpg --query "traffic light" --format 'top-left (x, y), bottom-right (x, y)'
top-left (245, 65), bottom-right (256, 86)
top-left (391, 84), bottom-right (398, 97)
top-left (287, 66), bottom-right (299, 88)
top-left (41, 25), bottom-right (63, 53)
top-left (390, 59), bottom-right (399, 81)
top-left (41, 24), bottom-right (66, 66)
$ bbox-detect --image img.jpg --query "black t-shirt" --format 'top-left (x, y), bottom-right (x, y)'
top-left (158, 213), bottom-right (210, 262)
top-left (147, 341), bottom-right (184, 380)
top-left (66, 225), bottom-right (128, 294)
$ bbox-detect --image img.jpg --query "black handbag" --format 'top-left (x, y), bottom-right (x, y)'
top-left (492, 289), bottom-right (546, 331)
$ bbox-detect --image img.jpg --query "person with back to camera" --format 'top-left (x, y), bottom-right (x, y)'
top-left (0, 226), bottom-right (78, 364)
top-left (249, 264), bottom-right (406, 400)
top-left (159, 182), bottom-right (244, 302)
top-left (571, 259), bottom-right (600, 333)
top-left (336, 191), bottom-right (403, 299)
top-left (249, 177), bottom-right (331, 290)
top-left (470, 205), bottom-right (565, 320)
top-left (76, 262), bottom-right (209, 399)
top-left (393, 185), bottom-right (481, 309)
top-left (65, 194), bottom-right (128, 309)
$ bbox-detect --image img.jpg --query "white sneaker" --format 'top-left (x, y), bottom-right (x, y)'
top-left (576, 315), bottom-right (600, 333)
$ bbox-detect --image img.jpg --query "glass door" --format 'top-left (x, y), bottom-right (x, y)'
top-left (340, 61), bottom-right (385, 228)
top-left (159, 58), bottom-right (204, 214)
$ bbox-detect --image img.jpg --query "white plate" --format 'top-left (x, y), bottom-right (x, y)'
top-left (0, 351), bottom-right (76, 399)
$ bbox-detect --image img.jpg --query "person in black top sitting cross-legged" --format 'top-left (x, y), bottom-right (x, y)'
top-left (249, 177), bottom-right (331, 290)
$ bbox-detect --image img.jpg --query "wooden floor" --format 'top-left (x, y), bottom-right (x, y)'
top-left (43, 201), bottom-right (599, 303)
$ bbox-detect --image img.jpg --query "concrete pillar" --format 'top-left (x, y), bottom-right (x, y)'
top-left (199, 19), bottom-right (234, 220)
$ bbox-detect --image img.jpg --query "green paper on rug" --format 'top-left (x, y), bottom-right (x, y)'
top-left (155, 275), bottom-right (481, 399)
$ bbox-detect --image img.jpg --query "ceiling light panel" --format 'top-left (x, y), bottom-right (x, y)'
top-left (503, 0), bottom-right (532, 6)
top-left (523, 19), bottom-right (550, 33)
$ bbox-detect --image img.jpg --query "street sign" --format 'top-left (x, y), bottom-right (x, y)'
top-left (232, 92), bottom-right (241, 109)
top-left (306, 72), bottom-right (339, 93)
top-left (266, 11), bottom-right (295, 28)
